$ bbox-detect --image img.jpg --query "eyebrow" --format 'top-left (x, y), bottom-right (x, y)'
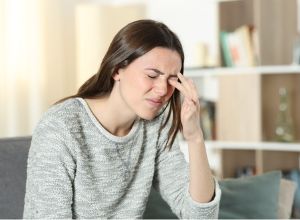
top-left (145, 68), bottom-right (178, 77)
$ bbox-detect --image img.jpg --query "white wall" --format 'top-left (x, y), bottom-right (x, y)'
top-left (76, 0), bottom-right (220, 69)
top-left (145, 0), bottom-right (219, 67)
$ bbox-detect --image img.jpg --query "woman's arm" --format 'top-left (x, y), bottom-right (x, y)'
top-left (153, 130), bottom-right (220, 219)
top-left (188, 136), bottom-right (215, 202)
top-left (169, 73), bottom-right (215, 203)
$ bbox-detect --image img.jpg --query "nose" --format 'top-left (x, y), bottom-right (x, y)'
top-left (154, 79), bottom-right (168, 97)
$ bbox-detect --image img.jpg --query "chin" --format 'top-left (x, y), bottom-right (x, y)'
top-left (139, 114), bottom-right (156, 121)
top-left (137, 110), bottom-right (159, 121)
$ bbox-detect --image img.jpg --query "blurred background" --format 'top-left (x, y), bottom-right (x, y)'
top-left (0, 0), bottom-right (220, 137)
top-left (2, 0), bottom-right (300, 217)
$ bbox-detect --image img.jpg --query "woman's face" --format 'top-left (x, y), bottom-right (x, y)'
top-left (114, 47), bottom-right (182, 120)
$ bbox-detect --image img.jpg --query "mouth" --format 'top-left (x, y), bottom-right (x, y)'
top-left (146, 98), bottom-right (164, 108)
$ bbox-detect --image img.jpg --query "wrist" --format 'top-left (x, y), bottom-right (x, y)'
top-left (186, 133), bottom-right (204, 145)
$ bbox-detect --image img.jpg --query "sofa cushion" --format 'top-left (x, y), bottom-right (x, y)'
top-left (219, 171), bottom-right (281, 219)
top-left (143, 171), bottom-right (283, 219)
top-left (282, 169), bottom-right (300, 218)
top-left (0, 136), bottom-right (31, 219)
top-left (278, 178), bottom-right (297, 218)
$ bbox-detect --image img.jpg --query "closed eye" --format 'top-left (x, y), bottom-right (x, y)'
top-left (147, 74), bottom-right (158, 79)
top-left (146, 71), bottom-right (159, 79)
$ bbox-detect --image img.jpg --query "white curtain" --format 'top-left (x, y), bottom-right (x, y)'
top-left (0, 0), bottom-right (78, 137)
top-left (0, 0), bottom-right (146, 138)
top-left (75, 2), bottom-right (146, 87)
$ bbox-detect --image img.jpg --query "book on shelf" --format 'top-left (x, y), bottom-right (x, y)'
top-left (220, 31), bottom-right (233, 67)
top-left (220, 25), bottom-right (259, 67)
top-left (199, 98), bottom-right (216, 140)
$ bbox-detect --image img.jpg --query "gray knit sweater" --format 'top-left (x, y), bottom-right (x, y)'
top-left (23, 98), bottom-right (221, 219)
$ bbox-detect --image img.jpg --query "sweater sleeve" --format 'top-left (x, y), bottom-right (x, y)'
top-left (23, 115), bottom-right (76, 218)
top-left (153, 136), bottom-right (221, 219)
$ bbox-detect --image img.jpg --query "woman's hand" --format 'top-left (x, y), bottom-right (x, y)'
top-left (168, 72), bottom-right (203, 142)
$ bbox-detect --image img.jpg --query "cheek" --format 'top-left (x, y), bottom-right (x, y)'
top-left (139, 77), bottom-right (155, 91)
top-left (131, 76), bottom-right (152, 92)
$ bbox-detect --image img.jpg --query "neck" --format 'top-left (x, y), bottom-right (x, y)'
top-left (85, 96), bottom-right (137, 137)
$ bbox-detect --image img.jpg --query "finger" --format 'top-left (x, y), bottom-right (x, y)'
top-left (168, 78), bottom-right (190, 98)
top-left (178, 73), bottom-right (198, 99)
top-left (187, 79), bottom-right (199, 103)
top-left (177, 72), bottom-right (191, 91)
top-left (169, 76), bottom-right (198, 104)
top-left (177, 73), bottom-right (200, 104)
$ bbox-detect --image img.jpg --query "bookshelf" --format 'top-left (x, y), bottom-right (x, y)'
top-left (179, 0), bottom-right (300, 179)
top-left (218, 0), bottom-right (298, 66)
top-left (184, 66), bottom-right (300, 178)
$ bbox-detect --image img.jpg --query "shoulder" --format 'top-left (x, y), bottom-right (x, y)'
top-left (44, 98), bottom-right (82, 121)
top-left (29, 99), bottom-right (84, 162)
top-left (31, 98), bottom-right (86, 152)
top-left (35, 98), bottom-right (83, 131)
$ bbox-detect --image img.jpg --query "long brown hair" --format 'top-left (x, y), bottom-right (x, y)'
top-left (60, 19), bottom-right (184, 149)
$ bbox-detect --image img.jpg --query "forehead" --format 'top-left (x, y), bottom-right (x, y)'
top-left (133, 47), bottom-right (182, 72)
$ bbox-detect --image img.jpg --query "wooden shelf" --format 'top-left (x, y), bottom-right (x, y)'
top-left (205, 141), bottom-right (300, 152)
top-left (179, 140), bottom-right (300, 178)
top-left (185, 65), bottom-right (300, 77)
top-left (180, 140), bottom-right (300, 152)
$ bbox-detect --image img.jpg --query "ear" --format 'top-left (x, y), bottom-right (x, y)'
top-left (112, 68), bottom-right (123, 81)
top-left (112, 73), bottom-right (120, 81)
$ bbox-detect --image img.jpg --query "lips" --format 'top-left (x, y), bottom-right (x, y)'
top-left (146, 98), bottom-right (164, 108)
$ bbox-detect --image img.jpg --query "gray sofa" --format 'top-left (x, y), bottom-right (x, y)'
top-left (0, 136), bottom-right (297, 219)
top-left (0, 136), bottom-right (31, 219)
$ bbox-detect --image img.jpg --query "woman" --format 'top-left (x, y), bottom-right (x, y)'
top-left (23, 19), bottom-right (221, 218)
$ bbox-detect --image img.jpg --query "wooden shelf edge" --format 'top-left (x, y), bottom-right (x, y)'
top-left (179, 140), bottom-right (300, 152)
top-left (185, 65), bottom-right (300, 77)
top-left (204, 140), bottom-right (300, 152)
